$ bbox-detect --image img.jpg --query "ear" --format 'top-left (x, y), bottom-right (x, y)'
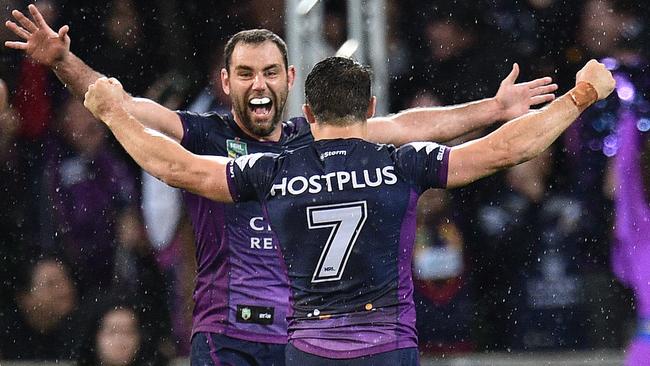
top-left (366, 96), bottom-right (377, 119)
top-left (221, 68), bottom-right (231, 95)
top-left (302, 103), bottom-right (317, 125)
top-left (287, 65), bottom-right (296, 91)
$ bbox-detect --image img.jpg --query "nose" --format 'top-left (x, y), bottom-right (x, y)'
top-left (252, 73), bottom-right (267, 91)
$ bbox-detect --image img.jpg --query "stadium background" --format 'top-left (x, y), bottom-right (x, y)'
top-left (0, 0), bottom-right (649, 364)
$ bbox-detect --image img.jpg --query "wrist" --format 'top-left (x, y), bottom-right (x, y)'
top-left (100, 106), bottom-right (129, 126)
top-left (488, 97), bottom-right (508, 122)
top-left (568, 81), bottom-right (598, 113)
top-left (51, 51), bottom-right (71, 71)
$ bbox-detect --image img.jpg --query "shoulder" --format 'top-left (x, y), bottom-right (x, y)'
top-left (232, 152), bottom-right (281, 172)
top-left (177, 110), bottom-right (229, 127)
top-left (283, 117), bottom-right (313, 145)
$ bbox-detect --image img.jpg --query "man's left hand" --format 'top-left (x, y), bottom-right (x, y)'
top-left (495, 63), bottom-right (558, 121)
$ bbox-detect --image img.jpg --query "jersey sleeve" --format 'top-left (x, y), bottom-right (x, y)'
top-left (394, 142), bottom-right (450, 190)
top-left (177, 111), bottom-right (222, 152)
top-left (226, 153), bottom-right (280, 202)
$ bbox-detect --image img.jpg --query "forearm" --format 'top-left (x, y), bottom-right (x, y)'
top-left (52, 53), bottom-right (104, 98)
top-left (101, 108), bottom-right (230, 201)
top-left (488, 83), bottom-right (596, 167)
top-left (368, 98), bottom-right (502, 145)
top-left (52, 54), bottom-right (184, 141)
top-left (447, 86), bottom-right (591, 188)
top-left (401, 98), bottom-right (502, 140)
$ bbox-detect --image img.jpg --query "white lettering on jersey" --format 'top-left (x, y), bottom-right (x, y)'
top-left (437, 146), bottom-right (447, 161)
top-left (320, 150), bottom-right (347, 160)
top-left (249, 217), bottom-right (272, 231)
top-left (270, 166), bottom-right (398, 197)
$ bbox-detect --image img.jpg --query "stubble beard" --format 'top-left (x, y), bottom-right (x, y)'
top-left (234, 90), bottom-right (287, 139)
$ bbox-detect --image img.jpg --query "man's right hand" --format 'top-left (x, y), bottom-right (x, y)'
top-left (576, 59), bottom-right (616, 101)
top-left (5, 4), bottom-right (70, 67)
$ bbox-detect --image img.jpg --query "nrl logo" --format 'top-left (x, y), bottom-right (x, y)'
top-left (241, 307), bottom-right (252, 321)
top-left (227, 139), bottom-right (248, 158)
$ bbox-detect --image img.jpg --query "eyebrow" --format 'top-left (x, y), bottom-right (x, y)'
top-left (234, 64), bottom-right (281, 72)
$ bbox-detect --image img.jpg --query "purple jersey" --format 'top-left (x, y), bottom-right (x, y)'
top-left (227, 139), bottom-right (450, 358)
top-left (178, 112), bottom-right (312, 343)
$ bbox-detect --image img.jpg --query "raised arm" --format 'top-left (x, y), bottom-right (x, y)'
top-left (83, 77), bottom-right (233, 203)
top-left (367, 63), bottom-right (558, 145)
top-left (4, 4), bottom-right (184, 142)
top-left (445, 60), bottom-right (615, 188)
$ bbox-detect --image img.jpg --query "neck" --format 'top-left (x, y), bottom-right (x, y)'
top-left (311, 120), bottom-right (367, 141)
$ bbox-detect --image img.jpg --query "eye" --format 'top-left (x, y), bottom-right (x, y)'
top-left (265, 69), bottom-right (279, 78)
top-left (238, 71), bottom-right (253, 79)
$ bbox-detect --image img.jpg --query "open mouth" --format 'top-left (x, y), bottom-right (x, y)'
top-left (249, 97), bottom-right (273, 117)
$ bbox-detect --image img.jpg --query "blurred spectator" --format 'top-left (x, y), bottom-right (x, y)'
top-left (467, 150), bottom-right (591, 350)
top-left (42, 97), bottom-right (137, 295)
top-left (186, 46), bottom-right (231, 114)
top-left (76, 294), bottom-right (167, 366)
top-left (112, 205), bottom-right (173, 357)
top-left (397, 0), bottom-right (505, 107)
top-left (0, 253), bottom-right (79, 360)
top-left (413, 189), bottom-right (474, 355)
top-left (0, 78), bottom-right (30, 312)
top-left (140, 69), bottom-right (200, 355)
top-left (11, 0), bottom-right (60, 142)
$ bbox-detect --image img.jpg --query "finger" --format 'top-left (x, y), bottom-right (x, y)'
top-left (530, 94), bottom-right (555, 105)
top-left (530, 84), bottom-right (558, 96)
top-left (28, 4), bottom-right (52, 31)
top-left (12, 9), bottom-right (38, 33)
top-left (522, 76), bottom-right (553, 89)
top-left (58, 25), bottom-right (69, 40)
top-left (5, 21), bottom-right (31, 40)
top-left (4, 41), bottom-right (29, 50)
top-left (502, 63), bottom-right (519, 85)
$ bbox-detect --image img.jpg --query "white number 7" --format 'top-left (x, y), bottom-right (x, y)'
top-left (307, 201), bottom-right (368, 283)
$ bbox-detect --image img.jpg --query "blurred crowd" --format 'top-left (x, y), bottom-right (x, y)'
top-left (1, 0), bottom-right (649, 363)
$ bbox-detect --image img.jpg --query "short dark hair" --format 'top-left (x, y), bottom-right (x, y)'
top-left (224, 29), bottom-right (289, 72)
top-left (305, 56), bottom-right (372, 125)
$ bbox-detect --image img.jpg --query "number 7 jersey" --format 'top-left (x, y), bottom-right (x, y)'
top-left (227, 138), bottom-right (450, 359)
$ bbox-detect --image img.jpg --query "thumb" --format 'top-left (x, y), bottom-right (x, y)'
top-left (58, 25), bottom-right (69, 40)
top-left (503, 63), bottom-right (519, 84)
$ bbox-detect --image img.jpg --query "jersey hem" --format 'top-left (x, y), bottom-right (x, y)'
top-left (192, 326), bottom-right (288, 345)
top-left (290, 339), bottom-right (417, 359)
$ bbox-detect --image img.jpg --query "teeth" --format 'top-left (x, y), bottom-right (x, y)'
top-left (250, 97), bottom-right (271, 105)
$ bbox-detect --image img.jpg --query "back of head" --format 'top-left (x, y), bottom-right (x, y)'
top-left (305, 56), bottom-right (372, 125)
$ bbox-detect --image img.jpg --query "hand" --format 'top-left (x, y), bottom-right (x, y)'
top-left (84, 77), bottom-right (128, 122)
top-left (576, 59), bottom-right (616, 100)
top-left (4, 4), bottom-right (70, 66)
top-left (494, 63), bottom-right (558, 121)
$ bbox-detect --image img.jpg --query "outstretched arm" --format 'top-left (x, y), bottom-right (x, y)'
top-left (445, 60), bottom-right (615, 188)
top-left (367, 63), bottom-right (557, 145)
top-left (84, 77), bottom-right (233, 203)
top-left (5, 4), bottom-right (184, 142)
